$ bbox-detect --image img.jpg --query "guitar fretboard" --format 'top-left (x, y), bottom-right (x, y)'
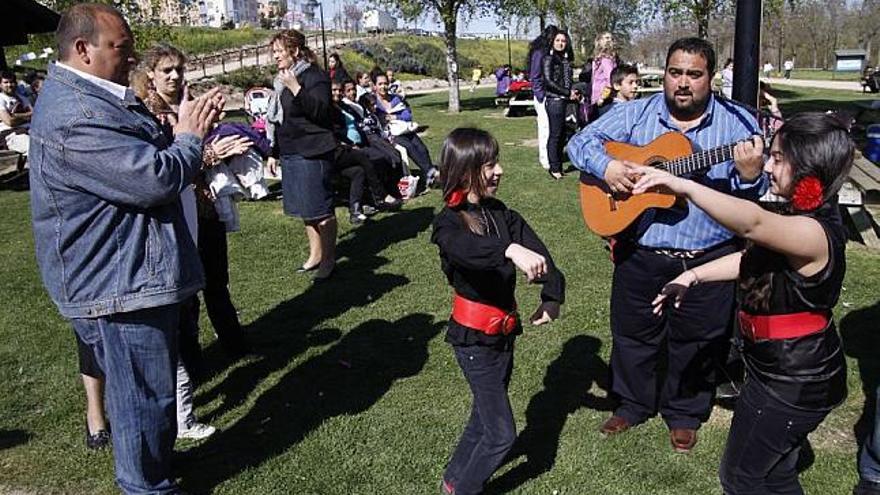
top-left (659, 143), bottom-right (736, 176)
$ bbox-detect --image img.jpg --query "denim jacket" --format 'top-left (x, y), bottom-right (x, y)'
top-left (29, 63), bottom-right (205, 318)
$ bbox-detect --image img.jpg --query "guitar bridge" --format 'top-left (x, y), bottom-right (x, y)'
top-left (607, 193), bottom-right (618, 212)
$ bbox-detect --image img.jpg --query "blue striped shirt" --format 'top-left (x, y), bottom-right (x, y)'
top-left (567, 92), bottom-right (767, 250)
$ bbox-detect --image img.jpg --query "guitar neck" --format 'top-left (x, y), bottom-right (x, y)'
top-left (660, 143), bottom-right (736, 176)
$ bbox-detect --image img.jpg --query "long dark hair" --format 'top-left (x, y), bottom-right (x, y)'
top-left (526, 25), bottom-right (558, 73)
top-left (440, 128), bottom-right (500, 235)
top-left (551, 29), bottom-right (575, 61)
top-left (773, 112), bottom-right (854, 204)
top-left (739, 112), bottom-right (854, 311)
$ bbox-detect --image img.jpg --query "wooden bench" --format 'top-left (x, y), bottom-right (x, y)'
top-left (841, 152), bottom-right (880, 248)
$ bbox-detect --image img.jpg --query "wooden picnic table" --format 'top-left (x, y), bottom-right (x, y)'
top-left (841, 152), bottom-right (880, 248)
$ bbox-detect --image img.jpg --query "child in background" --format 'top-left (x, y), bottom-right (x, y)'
top-left (432, 128), bottom-right (565, 495)
top-left (596, 64), bottom-right (640, 118)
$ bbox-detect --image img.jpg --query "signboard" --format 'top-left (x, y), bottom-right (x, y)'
top-left (836, 58), bottom-right (863, 72)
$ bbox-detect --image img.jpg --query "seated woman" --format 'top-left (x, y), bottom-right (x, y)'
top-left (330, 81), bottom-right (401, 223)
top-left (339, 81), bottom-right (406, 181)
top-left (370, 72), bottom-right (439, 188)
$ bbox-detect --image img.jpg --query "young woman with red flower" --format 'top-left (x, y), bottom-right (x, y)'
top-left (431, 128), bottom-right (565, 495)
top-left (631, 112), bottom-right (854, 494)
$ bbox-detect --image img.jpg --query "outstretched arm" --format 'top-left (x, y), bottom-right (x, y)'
top-left (632, 166), bottom-right (829, 274)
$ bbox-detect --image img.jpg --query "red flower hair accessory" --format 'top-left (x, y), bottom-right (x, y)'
top-left (445, 189), bottom-right (466, 207)
top-left (791, 176), bottom-right (824, 211)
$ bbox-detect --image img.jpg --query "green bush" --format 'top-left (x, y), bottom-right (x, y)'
top-left (215, 65), bottom-right (277, 89)
top-left (340, 35), bottom-right (528, 80)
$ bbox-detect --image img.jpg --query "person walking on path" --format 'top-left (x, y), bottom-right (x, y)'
top-left (29, 3), bottom-right (223, 492)
top-left (433, 128), bottom-right (564, 495)
top-left (567, 37), bottom-right (766, 454)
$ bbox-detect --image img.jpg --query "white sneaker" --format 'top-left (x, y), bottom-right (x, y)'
top-left (177, 422), bottom-right (216, 440)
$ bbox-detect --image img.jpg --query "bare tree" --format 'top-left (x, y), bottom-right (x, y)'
top-left (380, 0), bottom-right (496, 113)
top-left (343, 4), bottom-right (364, 34)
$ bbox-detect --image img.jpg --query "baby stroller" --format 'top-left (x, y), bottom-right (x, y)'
top-left (244, 87), bottom-right (273, 133)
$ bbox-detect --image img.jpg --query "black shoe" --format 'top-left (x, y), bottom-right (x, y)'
top-left (377, 198), bottom-right (403, 211)
top-left (296, 263), bottom-right (320, 273)
top-left (86, 425), bottom-right (111, 450)
top-left (548, 171), bottom-right (564, 180)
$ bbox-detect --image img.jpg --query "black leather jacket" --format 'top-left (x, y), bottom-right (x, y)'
top-left (542, 51), bottom-right (573, 99)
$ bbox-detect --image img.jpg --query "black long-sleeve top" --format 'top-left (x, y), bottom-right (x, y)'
top-left (431, 198), bottom-right (565, 346)
top-left (275, 64), bottom-right (337, 159)
top-left (542, 51), bottom-right (573, 99)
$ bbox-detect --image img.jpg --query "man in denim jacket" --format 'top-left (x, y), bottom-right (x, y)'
top-left (28, 4), bottom-right (222, 493)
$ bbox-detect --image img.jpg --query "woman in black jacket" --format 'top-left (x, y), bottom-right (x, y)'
top-left (541, 29), bottom-right (577, 180)
top-left (270, 30), bottom-right (337, 280)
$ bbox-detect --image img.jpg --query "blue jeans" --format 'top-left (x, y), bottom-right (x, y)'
top-left (444, 343), bottom-right (517, 495)
top-left (71, 304), bottom-right (182, 495)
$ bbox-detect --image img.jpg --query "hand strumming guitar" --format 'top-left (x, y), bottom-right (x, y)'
top-left (604, 159), bottom-right (642, 194)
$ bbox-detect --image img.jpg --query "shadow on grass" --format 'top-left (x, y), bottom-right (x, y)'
top-left (484, 335), bottom-right (611, 494)
top-left (0, 429), bottom-right (31, 450)
top-left (196, 207), bottom-right (435, 417)
top-left (180, 313), bottom-right (443, 494)
top-left (840, 302), bottom-right (880, 447)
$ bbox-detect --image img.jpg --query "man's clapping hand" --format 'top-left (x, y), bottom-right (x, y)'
top-left (174, 86), bottom-right (225, 139)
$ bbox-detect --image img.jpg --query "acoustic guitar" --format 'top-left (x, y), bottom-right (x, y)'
top-left (579, 131), bottom-right (749, 237)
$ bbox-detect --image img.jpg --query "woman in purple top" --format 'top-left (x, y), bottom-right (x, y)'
top-left (590, 32), bottom-right (618, 107)
top-left (527, 25), bottom-right (558, 170)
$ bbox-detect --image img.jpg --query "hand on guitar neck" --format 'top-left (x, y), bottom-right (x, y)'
top-left (732, 136), bottom-right (765, 182)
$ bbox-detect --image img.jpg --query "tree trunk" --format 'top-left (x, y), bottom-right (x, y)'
top-left (443, 17), bottom-right (460, 113)
top-left (696, 0), bottom-right (710, 38)
top-left (539, 13), bottom-right (546, 32)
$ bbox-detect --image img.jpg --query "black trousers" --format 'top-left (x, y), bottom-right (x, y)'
top-left (394, 133), bottom-right (434, 176)
top-left (545, 98), bottom-right (568, 174)
top-left (609, 243), bottom-right (737, 429)
top-left (720, 378), bottom-right (828, 495)
top-left (335, 146), bottom-right (387, 208)
top-left (197, 216), bottom-right (247, 355)
top-left (444, 343), bottom-right (517, 495)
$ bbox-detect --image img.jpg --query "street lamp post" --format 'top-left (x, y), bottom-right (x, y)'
top-left (499, 25), bottom-right (512, 68)
top-left (306, 0), bottom-right (329, 68)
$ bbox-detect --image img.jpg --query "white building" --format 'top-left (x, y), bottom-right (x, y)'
top-left (200, 0), bottom-right (260, 27)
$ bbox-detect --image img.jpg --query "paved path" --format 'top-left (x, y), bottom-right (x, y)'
top-left (186, 35), bottom-right (360, 82)
top-left (764, 77), bottom-right (864, 92)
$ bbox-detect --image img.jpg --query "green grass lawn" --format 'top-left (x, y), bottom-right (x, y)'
top-left (788, 69), bottom-right (863, 82)
top-left (1, 87), bottom-right (879, 494)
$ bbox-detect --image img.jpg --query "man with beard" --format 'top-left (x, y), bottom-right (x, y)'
top-left (567, 37), bottom-right (765, 453)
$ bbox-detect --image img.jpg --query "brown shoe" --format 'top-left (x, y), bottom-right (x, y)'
top-left (670, 428), bottom-right (698, 453)
top-left (599, 415), bottom-right (631, 436)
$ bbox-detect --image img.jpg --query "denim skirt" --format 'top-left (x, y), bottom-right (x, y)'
top-left (280, 153), bottom-right (335, 221)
